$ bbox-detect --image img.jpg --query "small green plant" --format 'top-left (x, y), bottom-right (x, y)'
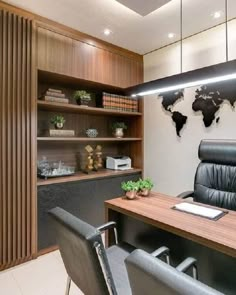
top-left (73, 90), bottom-right (91, 101)
top-left (138, 178), bottom-right (154, 190)
top-left (111, 122), bottom-right (127, 130)
top-left (121, 180), bottom-right (139, 192)
top-left (50, 115), bottom-right (66, 125)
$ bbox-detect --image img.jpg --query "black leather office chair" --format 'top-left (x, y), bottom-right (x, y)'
top-left (178, 139), bottom-right (236, 210)
top-left (125, 249), bottom-right (223, 295)
top-left (48, 207), bottom-right (170, 295)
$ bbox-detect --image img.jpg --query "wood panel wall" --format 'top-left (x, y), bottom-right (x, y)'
top-left (0, 0), bottom-right (143, 270)
top-left (0, 9), bottom-right (36, 270)
top-left (37, 26), bottom-right (143, 88)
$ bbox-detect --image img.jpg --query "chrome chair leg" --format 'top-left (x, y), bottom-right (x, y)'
top-left (65, 276), bottom-right (71, 295)
top-left (193, 265), bottom-right (198, 280)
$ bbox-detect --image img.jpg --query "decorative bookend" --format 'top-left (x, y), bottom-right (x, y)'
top-left (84, 145), bottom-right (94, 174)
top-left (94, 145), bottom-right (103, 171)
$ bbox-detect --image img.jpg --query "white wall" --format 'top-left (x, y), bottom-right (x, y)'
top-left (144, 20), bottom-right (236, 196)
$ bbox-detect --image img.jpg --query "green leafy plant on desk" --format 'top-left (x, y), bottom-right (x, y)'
top-left (121, 181), bottom-right (139, 200)
top-left (138, 178), bottom-right (154, 196)
top-left (121, 178), bottom-right (154, 199)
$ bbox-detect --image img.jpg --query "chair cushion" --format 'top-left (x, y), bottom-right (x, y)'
top-left (194, 162), bottom-right (236, 210)
top-left (106, 242), bottom-right (135, 295)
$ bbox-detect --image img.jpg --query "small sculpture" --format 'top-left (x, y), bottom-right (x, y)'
top-left (84, 145), bottom-right (94, 173)
top-left (94, 145), bottom-right (103, 171)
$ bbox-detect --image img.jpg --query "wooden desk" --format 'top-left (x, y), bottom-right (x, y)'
top-left (105, 192), bottom-right (236, 258)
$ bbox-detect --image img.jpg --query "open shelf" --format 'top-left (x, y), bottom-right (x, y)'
top-left (38, 100), bottom-right (142, 116)
top-left (37, 168), bottom-right (142, 186)
top-left (38, 69), bottom-right (125, 93)
top-left (37, 137), bottom-right (142, 142)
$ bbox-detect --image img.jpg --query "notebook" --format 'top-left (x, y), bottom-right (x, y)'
top-left (173, 202), bottom-right (227, 220)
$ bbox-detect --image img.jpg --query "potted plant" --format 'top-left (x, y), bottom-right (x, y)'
top-left (50, 115), bottom-right (66, 129)
top-left (111, 122), bottom-right (127, 138)
top-left (138, 178), bottom-right (154, 196)
top-left (121, 180), bottom-right (139, 200)
top-left (73, 90), bottom-right (91, 106)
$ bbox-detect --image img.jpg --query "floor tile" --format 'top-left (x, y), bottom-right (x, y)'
top-left (0, 251), bottom-right (84, 295)
top-left (11, 253), bottom-right (65, 295)
top-left (0, 272), bottom-right (23, 295)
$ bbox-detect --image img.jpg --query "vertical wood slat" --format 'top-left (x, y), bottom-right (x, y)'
top-left (0, 8), bottom-right (3, 266)
top-left (0, 9), bottom-right (36, 270)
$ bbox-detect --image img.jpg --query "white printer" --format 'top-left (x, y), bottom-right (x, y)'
top-left (106, 156), bottom-right (132, 170)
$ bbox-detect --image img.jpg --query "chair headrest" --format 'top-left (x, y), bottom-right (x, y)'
top-left (199, 139), bottom-right (236, 165)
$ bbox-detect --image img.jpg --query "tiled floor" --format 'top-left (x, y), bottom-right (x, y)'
top-left (0, 251), bottom-right (83, 295)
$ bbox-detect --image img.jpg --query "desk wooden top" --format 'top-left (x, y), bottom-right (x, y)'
top-left (105, 192), bottom-right (236, 258)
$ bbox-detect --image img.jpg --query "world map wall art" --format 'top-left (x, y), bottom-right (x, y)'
top-left (159, 79), bottom-right (236, 137)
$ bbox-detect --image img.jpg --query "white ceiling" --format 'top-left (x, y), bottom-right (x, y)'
top-left (3, 0), bottom-right (236, 54)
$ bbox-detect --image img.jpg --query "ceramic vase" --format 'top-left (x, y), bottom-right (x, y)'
top-left (55, 122), bottom-right (64, 129)
top-left (125, 190), bottom-right (137, 200)
top-left (114, 128), bottom-right (124, 138)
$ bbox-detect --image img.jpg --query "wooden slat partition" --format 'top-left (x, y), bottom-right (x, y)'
top-left (0, 9), bottom-right (36, 270)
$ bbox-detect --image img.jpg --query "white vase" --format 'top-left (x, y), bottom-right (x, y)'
top-left (114, 128), bottom-right (124, 138)
top-left (55, 122), bottom-right (64, 129)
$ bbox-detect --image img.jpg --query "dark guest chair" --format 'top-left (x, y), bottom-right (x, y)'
top-left (125, 249), bottom-right (223, 295)
top-left (48, 207), bottom-right (169, 295)
top-left (178, 139), bottom-right (236, 210)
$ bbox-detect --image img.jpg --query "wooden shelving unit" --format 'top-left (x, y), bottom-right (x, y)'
top-left (37, 137), bottom-right (142, 142)
top-left (37, 69), bottom-right (143, 185)
top-left (37, 168), bottom-right (142, 186)
top-left (38, 100), bottom-right (142, 116)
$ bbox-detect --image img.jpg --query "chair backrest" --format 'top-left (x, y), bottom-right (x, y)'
top-left (125, 249), bottom-right (223, 295)
top-left (48, 207), bottom-right (117, 295)
top-left (194, 139), bottom-right (236, 210)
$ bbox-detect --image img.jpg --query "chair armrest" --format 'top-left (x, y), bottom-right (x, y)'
top-left (97, 221), bottom-right (118, 244)
top-left (151, 246), bottom-right (170, 265)
top-left (176, 257), bottom-right (198, 279)
top-left (97, 221), bottom-right (116, 232)
top-left (176, 191), bottom-right (194, 199)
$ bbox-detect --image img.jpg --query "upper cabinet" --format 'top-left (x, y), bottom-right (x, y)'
top-left (37, 26), bottom-right (143, 88)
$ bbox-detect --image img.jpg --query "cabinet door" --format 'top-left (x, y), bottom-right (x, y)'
top-left (37, 27), bottom-right (73, 75)
top-left (0, 10), bottom-right (36, 270)
top-left (37, 27), bottom-right (143, 88)
top-left (38, 173), bottom-right (141, 251)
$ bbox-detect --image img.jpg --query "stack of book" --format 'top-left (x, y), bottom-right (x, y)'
top-left (40, 88), bottom-right (69, 104)
top-left (102, 92), bottom-right (138, 112)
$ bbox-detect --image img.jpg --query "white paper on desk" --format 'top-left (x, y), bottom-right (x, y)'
top-left (174, 202), bottom-right (223, 219)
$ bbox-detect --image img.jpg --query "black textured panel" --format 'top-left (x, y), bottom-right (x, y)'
top-left (38, 173), bottom-right (141, 250)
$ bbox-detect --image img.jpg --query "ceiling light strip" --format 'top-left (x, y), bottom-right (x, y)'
top-left (134, 72), bottom-right (236, 96)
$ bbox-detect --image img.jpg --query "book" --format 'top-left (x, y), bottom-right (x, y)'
top-left (102, 92), bottom-right (139, 112)
top-left (41, 96), bottom-right (69, 104)
top-left (48, 129), bottom-right (75, 137)
top-left (48, 88), bottom-right (62, 94)
top-left (45, 91), bottom-right (66, 98)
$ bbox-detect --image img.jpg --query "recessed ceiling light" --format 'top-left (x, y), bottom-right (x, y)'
top-left (213, 11), bottom-right (222, 19)
top-left (104, 29), bottom-right (112, 36)
top-left (168, 33), bottom-right (175, 39)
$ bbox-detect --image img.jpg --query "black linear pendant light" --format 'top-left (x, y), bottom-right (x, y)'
top-left (127, 0), bottom-right (235, 97)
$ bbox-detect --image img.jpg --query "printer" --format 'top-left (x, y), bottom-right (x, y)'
top-left (106, 156), bottom-right (132, 170)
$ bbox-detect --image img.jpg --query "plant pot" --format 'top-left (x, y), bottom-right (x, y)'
top-left (113, 128), bottom-right (124, 138)
top-left (125, 190), bottom-right (137, 200)
top-left (55, 122), bottom-right (64, 129)
top-left (76, 98), bottom-right (90, 106)
top-left (140, 189), bottom-right (151, 197)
